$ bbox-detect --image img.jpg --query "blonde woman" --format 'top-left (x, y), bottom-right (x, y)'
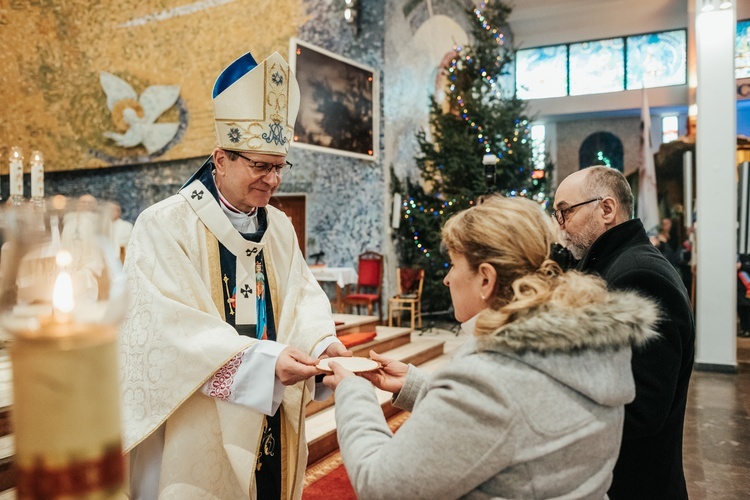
top-left (323, 196), bottom-right (659, 499)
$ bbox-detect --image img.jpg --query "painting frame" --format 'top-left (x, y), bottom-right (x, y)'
top-left (289, 38), bottom-right (379, 161)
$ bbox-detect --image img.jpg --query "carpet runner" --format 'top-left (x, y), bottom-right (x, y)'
top-left (303, 411), bottom-right (410, 499)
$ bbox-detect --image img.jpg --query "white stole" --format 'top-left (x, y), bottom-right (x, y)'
top-left (180, 179), bottom-right (261, 327)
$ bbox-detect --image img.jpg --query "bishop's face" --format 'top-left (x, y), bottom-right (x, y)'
top-left (213, 150), bottom-right (283, 212)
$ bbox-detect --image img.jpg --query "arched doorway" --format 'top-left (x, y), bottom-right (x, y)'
top-left (579, 132), bottom-right (624, 172)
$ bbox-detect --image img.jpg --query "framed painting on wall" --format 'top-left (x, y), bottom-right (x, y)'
top-left (289, 39), bottom-right (379, 161)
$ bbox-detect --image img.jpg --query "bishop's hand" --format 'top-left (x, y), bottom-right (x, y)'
top-left (275, 346), bottom-right (322, 386)
top-left (321, 342), bottom-right (352, 359)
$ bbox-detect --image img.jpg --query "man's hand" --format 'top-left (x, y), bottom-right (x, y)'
top-left (360, 350), bottom-right (408, 394)
top-left (322, 361), bottom-right (355, 390)
top-left (322, 342), bottom-right (353, 359)
top-left (275, 346), bottom-right (323, 386)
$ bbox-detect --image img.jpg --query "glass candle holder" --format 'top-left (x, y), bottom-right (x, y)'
top-left (0, 195), bottom-right (127, 499)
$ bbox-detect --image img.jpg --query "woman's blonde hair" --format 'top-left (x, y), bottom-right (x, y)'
top-left (441, 195), bottom-right (608, 336)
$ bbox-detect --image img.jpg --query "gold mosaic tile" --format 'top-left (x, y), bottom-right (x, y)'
top-left (0, 0), bottom-right (307, 172)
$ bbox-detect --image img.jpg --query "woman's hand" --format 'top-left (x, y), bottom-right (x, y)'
top-left (360, 350), bottom-right (408, 394)
top-left (322, 361), bottom-right (355, 390)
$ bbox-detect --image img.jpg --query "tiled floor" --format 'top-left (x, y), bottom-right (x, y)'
top-left (418, 327), bottom-right (750, 498)
top-left (684, 339), bottom-right (750, 499)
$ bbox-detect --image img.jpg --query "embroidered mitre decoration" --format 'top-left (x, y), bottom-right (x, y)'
top-left (212, 51), bottom-right (300, 156)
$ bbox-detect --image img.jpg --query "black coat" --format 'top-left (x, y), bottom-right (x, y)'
top-left (577, 219), bottom-right (695, 500)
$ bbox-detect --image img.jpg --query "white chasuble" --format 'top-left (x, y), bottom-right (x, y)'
top-left (119, 176), bottom-right (337, 499)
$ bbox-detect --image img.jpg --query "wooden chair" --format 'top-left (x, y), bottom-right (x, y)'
top-left (388, 268), bottom-right (425, 330)
top-left (343, 251), bottom-right (384, 323)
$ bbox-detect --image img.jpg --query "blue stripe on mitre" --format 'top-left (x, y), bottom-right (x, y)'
top-left (212, 52), bottom-right (258, 98)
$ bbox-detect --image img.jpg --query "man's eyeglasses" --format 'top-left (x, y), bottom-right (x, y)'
top-left (552, 197), bottom-right (602, 226)
top-left (232, 151), bottom-right (293, 177)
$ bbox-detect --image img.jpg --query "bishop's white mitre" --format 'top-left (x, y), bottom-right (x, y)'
top-left (212, 51), bottom-right (300, 156)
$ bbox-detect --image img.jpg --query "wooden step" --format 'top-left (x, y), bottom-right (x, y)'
top-left (348, 326), bottom-right (412, 357)
top-left (305, 340), bottom-right (450, 465)
top-left (332, 313), bottom-right (379, 335)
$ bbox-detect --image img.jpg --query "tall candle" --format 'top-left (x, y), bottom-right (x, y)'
top-left (0, 348), bottom-right (14, 497)
top-left (0, 202), bottom-right (127, 499)
top-left (30, 150), bottom-right (44, 199)
top-left (8, 146), bottom-right (23, 198)
top-left (10, 318), bottom-right (124, 498)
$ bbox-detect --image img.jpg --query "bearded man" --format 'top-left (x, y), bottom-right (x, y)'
top-left (553, 166), bottom-right (695, 500)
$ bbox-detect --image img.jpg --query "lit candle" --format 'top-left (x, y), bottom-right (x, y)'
top-left (30, 150), bottom-right (44, 199)
top-left (8, 146), bottom-right (23, 198)
top-left (5, 228), bottom-right (125, 497)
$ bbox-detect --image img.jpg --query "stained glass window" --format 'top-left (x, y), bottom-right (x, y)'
top-left (569, 38), bottom-right (625, 96)
top-left (737, 19), bottom-right (750, 79)
top-left (515, 45), bottom-right (568, 99)
top-left (626, 30), bottom-right (687, 89)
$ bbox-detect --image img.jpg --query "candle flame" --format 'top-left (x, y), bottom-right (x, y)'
top-left (53, 271), bottom-right (74, 314)
top-left (9, 146), bottom-right (22, 162)
top-left (56, 250), bottom-right (73, 267)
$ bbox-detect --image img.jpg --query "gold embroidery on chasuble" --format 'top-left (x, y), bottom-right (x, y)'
top-left (205, 227), bottom-right (225, 321)
top-left (255, 416), bottom-right (277, 471)
top-left (265, 250), bottom-right (281, 331)
top-left (288, 396), bottom-right (305, 499)
top-left (223, 274), bottom-right (236, 316)
top-left (282, 407), bottom-right (292, 500)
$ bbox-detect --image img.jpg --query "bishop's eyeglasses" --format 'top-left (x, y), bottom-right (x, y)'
top-left (552, 197), bottom-right (602, 226)
top-left (232, 151), bottom-right (293, 178)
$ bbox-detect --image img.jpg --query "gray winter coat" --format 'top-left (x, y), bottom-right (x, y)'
top-left (333, 290), bottom-right (659, 499)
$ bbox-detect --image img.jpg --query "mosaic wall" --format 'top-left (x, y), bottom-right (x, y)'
top-left (0, 0), bottom-right (308, 172)
top-left (5, 0), bottom-right (389, 275)
top-left (384, 0), bottom-right (474, 184)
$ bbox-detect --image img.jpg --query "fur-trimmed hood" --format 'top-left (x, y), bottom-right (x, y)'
top-left (478, 289), bottom-right (660, 355)
top-left (470, 290), bottom-right (660, 407)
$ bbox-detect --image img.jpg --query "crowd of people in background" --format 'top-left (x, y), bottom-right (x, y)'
top-left (648, 213), bottom-right (750, 338)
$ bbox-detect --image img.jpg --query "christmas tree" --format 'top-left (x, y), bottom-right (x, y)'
top-left (392, 0), bottom-right (553, 313)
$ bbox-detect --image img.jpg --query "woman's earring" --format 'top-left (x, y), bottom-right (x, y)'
top-left (481, 294), bottom-right (487, 302)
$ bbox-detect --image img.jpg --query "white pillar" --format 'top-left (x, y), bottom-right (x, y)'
top-left (694, 0), bottom-right (737, 370)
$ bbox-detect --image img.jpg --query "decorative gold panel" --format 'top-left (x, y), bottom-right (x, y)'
top-left (0, 0), bottom-right (307, 172)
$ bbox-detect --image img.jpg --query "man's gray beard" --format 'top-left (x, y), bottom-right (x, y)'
top-left (562, 220), bottom-right (600, 260)
top-left (565, 237), bottom-right (590, 260)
